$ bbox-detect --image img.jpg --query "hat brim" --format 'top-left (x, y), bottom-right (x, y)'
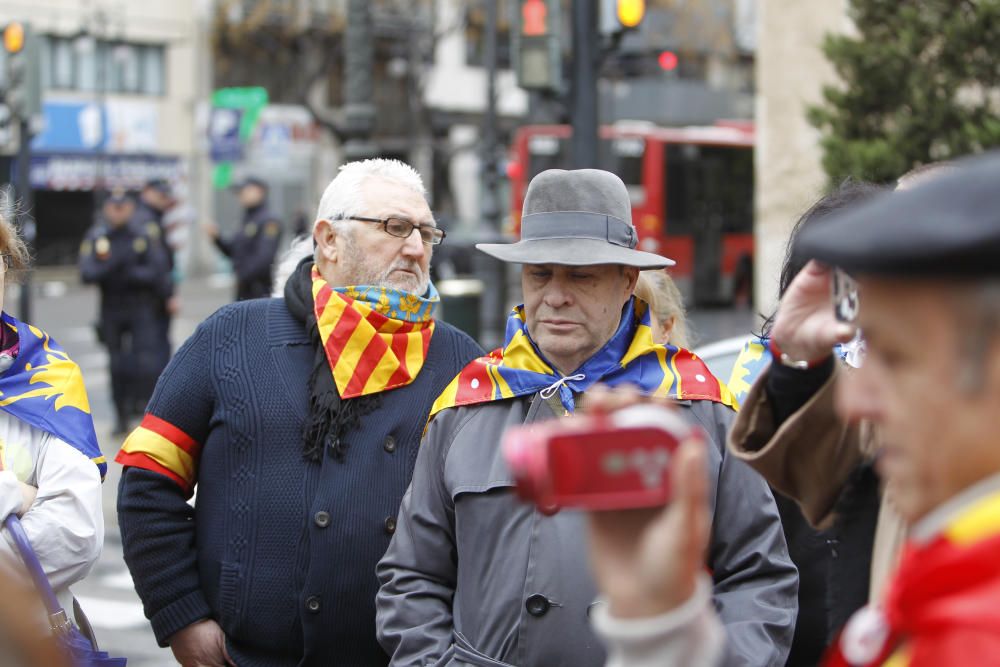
top-left (476, 238), bottom-right (674, 269)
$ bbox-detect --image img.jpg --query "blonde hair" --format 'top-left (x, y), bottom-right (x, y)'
top-left (634, 270), bottom-right (691, 349)
top-left (0, 211), bottom-right (30, 279)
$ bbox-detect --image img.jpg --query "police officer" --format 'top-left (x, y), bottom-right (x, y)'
top-left (204, 177), bottom-right (282, 300)
top-left (134, 178), bottom-right (177, 369)
top-left (135, 178), bottom-right (174, 240)
top-left (80, 189), bottom-right (172, 435)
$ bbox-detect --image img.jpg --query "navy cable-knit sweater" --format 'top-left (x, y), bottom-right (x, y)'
top-left (117, 297), bottom-right (482, 667)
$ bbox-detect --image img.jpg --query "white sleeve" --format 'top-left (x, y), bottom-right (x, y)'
top-left (0, 432), bottom-right (104, 592)
top-left (0, 470), bottom-right (24, 520)
top-left (590, 575), bottom-right (725, 667)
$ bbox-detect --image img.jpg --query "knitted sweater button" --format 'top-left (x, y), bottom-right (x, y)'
top-left (314, 511), bottom-right (331, 528)
top-left (383, 436), bottom-right (397, 453)
top-left (305, 596), bottom-right (321, 613)
top-left (384, 516), bottom-right (397, 535)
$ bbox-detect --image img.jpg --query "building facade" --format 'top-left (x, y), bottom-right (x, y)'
top-left (753, 0), bottom-right (850, 315)
top-left (0, 0), bottom-right (205, 265)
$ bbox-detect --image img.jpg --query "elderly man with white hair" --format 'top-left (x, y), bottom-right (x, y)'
top-left (116, 159), bottom-right (482, 666)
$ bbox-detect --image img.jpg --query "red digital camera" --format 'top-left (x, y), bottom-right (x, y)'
top-left (502, 404), bottom-right (705, 513)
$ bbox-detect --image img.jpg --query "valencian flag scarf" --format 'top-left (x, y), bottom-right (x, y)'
top-left (825, 489), bottom-right (1000, 667)
top-left (431, 297), bottom-right (737, 419)
top-left (116, 264), bottom-right (443, 494)
top-left (0, 312), bottom-right (104, 478)
top-left (312, 266), bottom-right (439, 398)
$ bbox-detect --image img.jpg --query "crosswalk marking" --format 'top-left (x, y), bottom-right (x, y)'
top-left (99, 569), bottom-right (136, 590)
top-left (76, 595), bottom-right (147, 630)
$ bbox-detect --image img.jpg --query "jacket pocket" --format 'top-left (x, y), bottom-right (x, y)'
top-left (450, 630), bottom-right (517, 667)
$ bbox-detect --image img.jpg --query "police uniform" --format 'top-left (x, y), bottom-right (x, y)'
top-left (214, 182), bottom-right (282, 300)
top-left (134, 180), bottom-right (176, 372)
top-left (794, 151), bottom-right (1000, 667)
top-left (79, 199), bottom-right (173, 433)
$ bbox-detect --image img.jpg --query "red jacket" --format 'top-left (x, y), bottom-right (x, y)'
top-left (827, 491), bottom-right (1000, 666)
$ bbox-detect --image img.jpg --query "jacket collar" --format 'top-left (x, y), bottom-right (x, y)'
top-left (910, 470), bottom-right (1000, 544)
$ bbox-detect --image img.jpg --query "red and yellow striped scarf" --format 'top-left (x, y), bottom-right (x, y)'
top-left (312, 267), bottom-right (438, 399)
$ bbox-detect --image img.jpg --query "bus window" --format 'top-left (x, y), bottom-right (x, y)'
top-left (600, 137), bottom-right (645, 205)
top-left (664, 143), bottom-right (752, 236)
top-left (526, 133), bottom-right (645, 206)
top-left (528, 135), bottom-right (570, 179)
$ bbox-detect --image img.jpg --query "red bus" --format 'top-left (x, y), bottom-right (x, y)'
top-left (507, 122), bottom-right (754, 306)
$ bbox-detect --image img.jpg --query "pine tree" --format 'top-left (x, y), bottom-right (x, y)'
top-left (808, 0), bottom-right (1000, 185)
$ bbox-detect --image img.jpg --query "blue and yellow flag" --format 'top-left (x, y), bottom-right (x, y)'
top-left (727, 335), bottom-right (859, 405)
top-left (727, 336), bottom-right (773, 405)
top-left (430, 298), bottom-right (737, 419)
top-left (0, 312), bottom-right (104, 478)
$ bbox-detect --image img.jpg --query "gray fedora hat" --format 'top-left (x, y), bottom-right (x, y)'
top-left (477, 168), bottom-right (674, 269)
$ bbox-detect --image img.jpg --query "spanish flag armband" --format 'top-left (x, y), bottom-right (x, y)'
top-left (115, 414), bottom-right (202, 497)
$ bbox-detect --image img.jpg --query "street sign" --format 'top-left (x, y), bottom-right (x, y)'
top-left (209, 86), bottom-right (268, 188)
top-left (208, 107), bottom-right (244, 162)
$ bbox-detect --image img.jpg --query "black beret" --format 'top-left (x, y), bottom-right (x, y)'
top-left (796, 150), bottom-right (1000, 278)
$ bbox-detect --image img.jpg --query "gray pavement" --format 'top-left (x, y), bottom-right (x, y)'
top-left (20, 267), bottom-right (755, 666)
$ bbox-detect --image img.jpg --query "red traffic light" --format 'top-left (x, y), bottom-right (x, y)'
top-left (521, 0), bottom-right (548, 36)
top-left (658, 50), bottom-right (678, 71)
top-left (506, 160), bottom-right (523, 181)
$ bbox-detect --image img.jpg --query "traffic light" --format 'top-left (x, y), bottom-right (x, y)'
top-left (512, 0), bottom-right (562, 92)
top-left (2, 22), bottom-right (24, 54)
top-left (616, 0), bottom-right (645, 28)
top-left (3, 21), bottom-right (41, 122)
top-left (600, 0), bottom-right (646, 37)
top-left (657, 50), bottom-right (678, 71)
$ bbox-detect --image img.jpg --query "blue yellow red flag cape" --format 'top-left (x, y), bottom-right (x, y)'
top-left (0, 312), bottom-right (104, 478)
top-left (430, 298), bottom-right (737, 419)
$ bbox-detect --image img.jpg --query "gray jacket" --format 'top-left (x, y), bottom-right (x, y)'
top-left (376, 394), bottom-right (798, 667)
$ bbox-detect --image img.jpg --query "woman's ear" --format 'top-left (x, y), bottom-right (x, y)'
top-left (660, 316), bottom-right (676, 346)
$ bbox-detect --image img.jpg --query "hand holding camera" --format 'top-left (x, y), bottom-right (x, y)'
top-left (504, 386), bottom-right (711, 618)
top-left (503, 391), bottom-right (705, 513)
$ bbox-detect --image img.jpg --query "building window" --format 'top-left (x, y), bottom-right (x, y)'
top-left (140, 45), bottom-right (165, 95)
top-left (109, 44), bottom-right (139, 93)
top-left (42, 35), bottom-right (166, 96)
top-left (76, 41), bottom-right (102, 92)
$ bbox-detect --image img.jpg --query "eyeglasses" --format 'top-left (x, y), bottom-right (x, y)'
top-left (335, 216), bottom-right (446, 245)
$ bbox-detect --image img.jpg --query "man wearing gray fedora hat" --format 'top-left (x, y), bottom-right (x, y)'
top-left (376, 168), bottom-right (797, 666)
